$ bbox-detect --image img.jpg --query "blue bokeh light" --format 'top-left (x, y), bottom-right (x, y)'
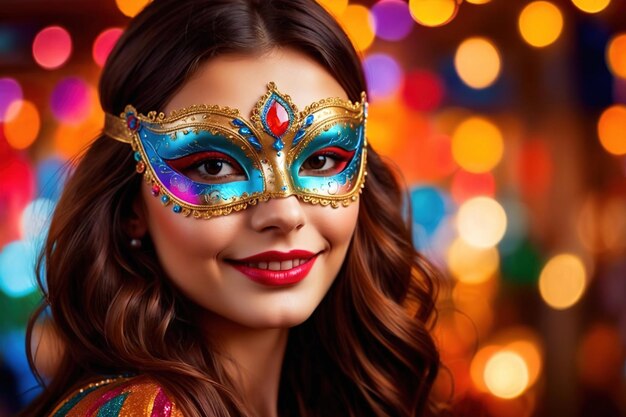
top-left (0, 240), bottom-right (40, 298)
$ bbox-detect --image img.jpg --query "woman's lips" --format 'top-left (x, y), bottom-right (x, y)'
top-left (227, 250), bottom-right (319, 286)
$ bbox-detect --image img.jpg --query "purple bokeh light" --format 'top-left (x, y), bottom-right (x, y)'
top-left (372, 0), bottom-right (414, 42)
top-left (363, 53), bottom-right (403, 100)
top-left (0, 78), bottom-right (22, 122)
top-left (50, 77), bottom-right (91, 124)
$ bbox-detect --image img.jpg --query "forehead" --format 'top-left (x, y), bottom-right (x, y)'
top-left (164, 48), bottom-right (348, 114)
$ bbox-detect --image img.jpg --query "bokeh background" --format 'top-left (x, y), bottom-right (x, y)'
top-left (1, 0), bottom-right (626, 416)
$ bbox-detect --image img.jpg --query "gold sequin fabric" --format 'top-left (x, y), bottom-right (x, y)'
top-left (48, 375), bottom-right (183, 417)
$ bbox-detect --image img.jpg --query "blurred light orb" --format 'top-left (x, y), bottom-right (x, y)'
top-left (452, 116), bottom-right (504, 173)
top-left (316, 0), bottom-right (348, 17)
top-left (372, 0), bottom-right (414, 41)
top-left (518, 138), bottom-right (553, 198)
top-left (32, 26), bottom-right (72, 69)
top-left (409, 0), bottom-right (461, 27)
top-left (53, 112), bottom-right (102, 159)
top-left (116, 0), bottom-right (151, 17)
top-left (466, 0), bottom-right (491, 3)
top-left (0, 240), bottom-right (38, 297)
top-left (607, 34), bottom-right (626, 79)
top-left (410, 186), bottom-right (448, 235)
top-left (402, 70), bottom-right (445, 111)
top-left (363, 53), bottom-right (403, 100)
top-left (50, 77), bottom-right (91, 125)
top-left (578, 323), bottom-right (623, 390)
top-left (539, 254), bottom-right (587, 310)
top-left (0, 78), bottom-right (22, 122)
top-left (572, 0), bottom-right (611, 13)
top-left (506, 340), bottom-right (543, 388)
top-left (4, 101), bottom-right (40, 150)
top-left (471, 345), bottom-right (501, 392)
top-left (37, 157), bottom-right (69, 201)
top-left (598, 105), bottom-right (626, 155)
top-left (484, 351), bottom-right (530, 399)
top-left (20, 198), bottom-right (55, 241)
top-left (366, 98), bottom-right (410, 156)
top-left (93, 28), bottom-right (123, 67)
top-left (450, 170), bottom-right (496, 203)
top-left (457, 196), bottom-right (507, 248)
top-left (447, 237), bottom-right (499, 284)
top-left (518, 2), bottom-right (563, 48)
top-left (339, 5), bottom-right (375, 52)
top-left (455, 37), bottom-right (501, 89)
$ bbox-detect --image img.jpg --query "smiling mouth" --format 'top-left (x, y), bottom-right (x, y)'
top-left (228, 258), bottom-right (313, 271)
top-left (225, 250), bottom-right (321, 286)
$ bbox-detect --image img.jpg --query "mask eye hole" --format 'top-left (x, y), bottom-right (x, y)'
top-left (165, 151), bottom-right (247, 184)
top-left (299, 146), bottom-right (355, 177)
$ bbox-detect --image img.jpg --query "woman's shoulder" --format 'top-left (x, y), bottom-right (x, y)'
top-left (48, 374), bottom-right (184, 417)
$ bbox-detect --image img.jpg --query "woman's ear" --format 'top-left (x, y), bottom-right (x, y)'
top-left (124, 192), bottom-right (149, 238)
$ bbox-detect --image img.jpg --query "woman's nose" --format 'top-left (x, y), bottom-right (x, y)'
top-left (249, 195), bottom-right (306, 234)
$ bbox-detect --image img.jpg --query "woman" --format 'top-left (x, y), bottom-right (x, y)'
top-left (21, 0), bottom-right (442, 416)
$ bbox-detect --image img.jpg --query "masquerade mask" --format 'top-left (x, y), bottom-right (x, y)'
top-left (104, 82), bottom-right (368, 219)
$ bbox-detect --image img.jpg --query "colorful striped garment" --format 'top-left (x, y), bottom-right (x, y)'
top-left (49, 375), bottom-right (183, 417)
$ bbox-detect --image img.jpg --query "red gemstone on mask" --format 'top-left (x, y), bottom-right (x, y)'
top-left (266, 100), bottom-right (289, 137)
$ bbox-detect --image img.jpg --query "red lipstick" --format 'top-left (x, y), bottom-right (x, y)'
top-left (227, 250), bottom-right (319, 286)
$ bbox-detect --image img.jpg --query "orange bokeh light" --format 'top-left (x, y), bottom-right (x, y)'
top-left (598, 105), bottom-right (626, 155)
top-left (4, 101), bottom-right (40, 150)
top-left (338, 5), bottom-right (375, 52)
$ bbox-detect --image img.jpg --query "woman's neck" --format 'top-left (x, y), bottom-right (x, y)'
top-left (201, 314), bottom-right (288, 417)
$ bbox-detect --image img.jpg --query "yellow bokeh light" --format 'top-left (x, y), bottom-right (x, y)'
top-left (484, 350), bottom-right (530, 399)
top-left (607, 34), bottom-right (626, 79)
top-left (409, 0), bottom-right (460, 27)
top-left (447, 238), bottom-right (499, 284)
top-left (4, 100), bottom-right (40, 150)
top-left (451, 116), bottom-right (504, 173)
top-left (457, 197), bottom-right (507, 248)
top-left (506, 340), bottom-right (542, 387)
top-left (597, 105), bottom-right (626, 155)
top-left (116, 0), bottom-right (151, 17)
top-left (471, 345), bottom-right (501, 392)
top-left (338, 5), bottom-right (375, 52)
top-left (572, 0), bottom-right (611, 14)
top-left (455, 37), bottom-right (501, 89)
top-left (316, 0), bottom-right (348, 17)
top-left (539, 254), bottom-right (587, 310)
top-left (518, 1), bottom-right (563, 48)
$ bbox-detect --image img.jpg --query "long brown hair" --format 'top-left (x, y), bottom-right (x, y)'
top-left (21, 0), bottom-right (441, 416)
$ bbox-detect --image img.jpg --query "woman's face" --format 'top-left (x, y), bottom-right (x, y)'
top-left (139, 49), bottom-right (360, 329)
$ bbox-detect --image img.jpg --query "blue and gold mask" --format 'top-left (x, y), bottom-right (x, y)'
top-left (104, 82), bottom-right (367, 219)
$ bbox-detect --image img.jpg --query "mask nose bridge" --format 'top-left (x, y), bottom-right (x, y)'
top-left (260, 144), bottom-right (298, 199)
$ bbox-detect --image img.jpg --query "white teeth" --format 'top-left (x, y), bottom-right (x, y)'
top-left (268, 261), bottom-right (281, 271)
top-left (244, 259), bottom-right (309, 270)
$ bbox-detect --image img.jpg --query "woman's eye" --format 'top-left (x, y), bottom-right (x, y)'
top-left (299, 146), bottom-right (355, 177)
top-left (166, 151), bottom-right (247, 183)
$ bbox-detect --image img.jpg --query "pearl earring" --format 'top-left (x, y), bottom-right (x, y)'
top-left (130, 238), bottom-right (142, 249)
